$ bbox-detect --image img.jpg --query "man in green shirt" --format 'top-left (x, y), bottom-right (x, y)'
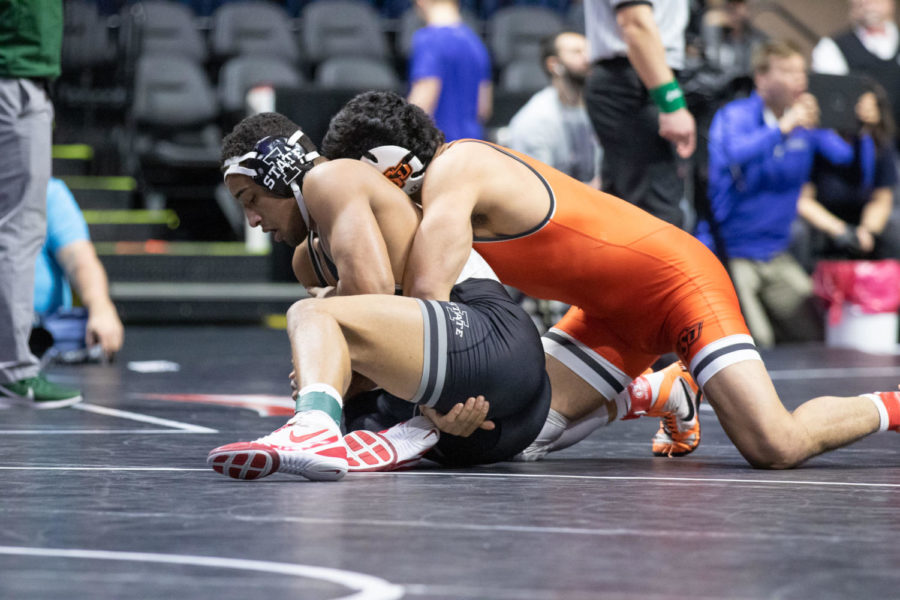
top-left (0, 0), bottom-right (82, 408)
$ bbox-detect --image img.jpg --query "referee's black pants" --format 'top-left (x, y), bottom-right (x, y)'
top-left (585, 58), bottom-right (685, 229)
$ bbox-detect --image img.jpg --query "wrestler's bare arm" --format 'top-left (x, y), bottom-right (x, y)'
top-left (403, 160), bottom-right (479, 301)
top-left (617, 3), bottom-right (696, 157)
top-left (303, 163), bottom-right (395, 296)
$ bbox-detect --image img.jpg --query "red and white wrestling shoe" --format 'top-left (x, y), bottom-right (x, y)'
top-left (344, 415), bottom-right (440, 471)
top-left (207, 410), bottom-right (348, 481)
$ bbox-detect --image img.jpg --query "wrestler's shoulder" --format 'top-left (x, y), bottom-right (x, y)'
top-left (429, 140), bottom-right (508, 177)
top-left (304, 158), bottom-right (383, 196)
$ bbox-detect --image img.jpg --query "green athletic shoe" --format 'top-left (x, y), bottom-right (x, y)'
top-left (0, 374), bottom-right (83, 409)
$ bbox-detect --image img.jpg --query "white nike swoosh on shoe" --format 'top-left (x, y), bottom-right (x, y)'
top-left (678, 379), bottom-right (695, 422)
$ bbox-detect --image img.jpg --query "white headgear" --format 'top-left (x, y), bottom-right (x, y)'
top-left (361, 145), bottom-right (425, 195)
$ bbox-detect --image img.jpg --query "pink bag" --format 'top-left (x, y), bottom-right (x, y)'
top-left (813, 260), bottom-right (900, 325)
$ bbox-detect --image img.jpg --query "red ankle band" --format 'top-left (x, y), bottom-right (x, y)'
top-left (877, 391), bottom-right (900, 430)
top-left (626, 376), bottom-right (652, 416)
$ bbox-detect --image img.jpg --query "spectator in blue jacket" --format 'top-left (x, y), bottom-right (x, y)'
top-left (407, 0), bottom-right (492, 141)
top-left (700, 40), bottom-right (853, 347)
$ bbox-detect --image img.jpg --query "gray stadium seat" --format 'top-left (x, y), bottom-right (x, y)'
top-left (130, 55), bottom-right (221, 174)
top-left (488, 6), bottom-right (564, 67)
top-left (275, 87), bottom-right (360, 146)
top-left (62, 0), bottom-right (115, 71)
top-left (301, 0), bottom-right (389, 63)
top-left (120, 0), bottom-right (208, 64)
top-left (314, 56), bottom-right (401, 91)
top-left (499, 58), bottom-right (550, 93)
top-left (58, 0), bottom-right (123, 119)
top-left (219, 55), bottom-right (305, 115)
top-left (133, 55), bottom-right (217, 128)
top-left (210, 1), bottom-right (300, 62)
top-left (486, 89), bottom-right (533, 130)
top-left (566, 1), bottom-right (585, 34)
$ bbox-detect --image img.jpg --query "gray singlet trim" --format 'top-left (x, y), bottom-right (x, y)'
top-left (411, 300), bottom-right (449, 407)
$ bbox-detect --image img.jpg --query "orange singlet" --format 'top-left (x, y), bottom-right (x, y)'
top-left (463, 141), bottom-right (761, 398)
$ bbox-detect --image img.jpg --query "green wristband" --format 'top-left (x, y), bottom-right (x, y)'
top-left (649, 80), bottom-right (687, 113)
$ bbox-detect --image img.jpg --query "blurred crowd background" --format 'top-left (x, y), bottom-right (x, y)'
top-left (39, 0), bottom-right (900, 346)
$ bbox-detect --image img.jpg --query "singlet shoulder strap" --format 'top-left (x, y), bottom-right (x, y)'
top-left (306, 231), bottom-right (330, 287)
top-left (306, 231), bottom-right (340, 286)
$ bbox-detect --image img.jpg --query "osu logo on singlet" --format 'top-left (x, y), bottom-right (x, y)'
top-left (383, 162), bottom-right (413, 188)
top-left (678, 321), bottom-right (703, 356)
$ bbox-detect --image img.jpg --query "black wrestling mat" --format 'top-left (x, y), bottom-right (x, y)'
top-left (2, 325), bottom-right (898, 599)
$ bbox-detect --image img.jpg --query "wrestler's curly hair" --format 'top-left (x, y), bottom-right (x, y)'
top-left (321, 91), bottom-right (445, 165)
top-left (220, 112), bottom-right (304, 169)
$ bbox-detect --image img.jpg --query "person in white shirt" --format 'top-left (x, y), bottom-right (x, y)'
top-left (583, 0), bottom-right (696, 228)
top-left (505, 31), bottom-right (602, 187)
top-left (503, 31), bottom-right (602, 331)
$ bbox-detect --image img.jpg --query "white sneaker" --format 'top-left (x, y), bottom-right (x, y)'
top-left (207, 410), bottom-right (348, 481)
top-left (344, 415), bottom-right (439, 471)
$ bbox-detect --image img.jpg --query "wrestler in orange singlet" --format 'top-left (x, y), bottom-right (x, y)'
top-left (323, 91), bottom-right (900, 469)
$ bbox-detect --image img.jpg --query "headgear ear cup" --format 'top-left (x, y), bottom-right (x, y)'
top-left (223, 130), bottom-right (320, 226)
top-left (360, 145), bottom-right (425, 195)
